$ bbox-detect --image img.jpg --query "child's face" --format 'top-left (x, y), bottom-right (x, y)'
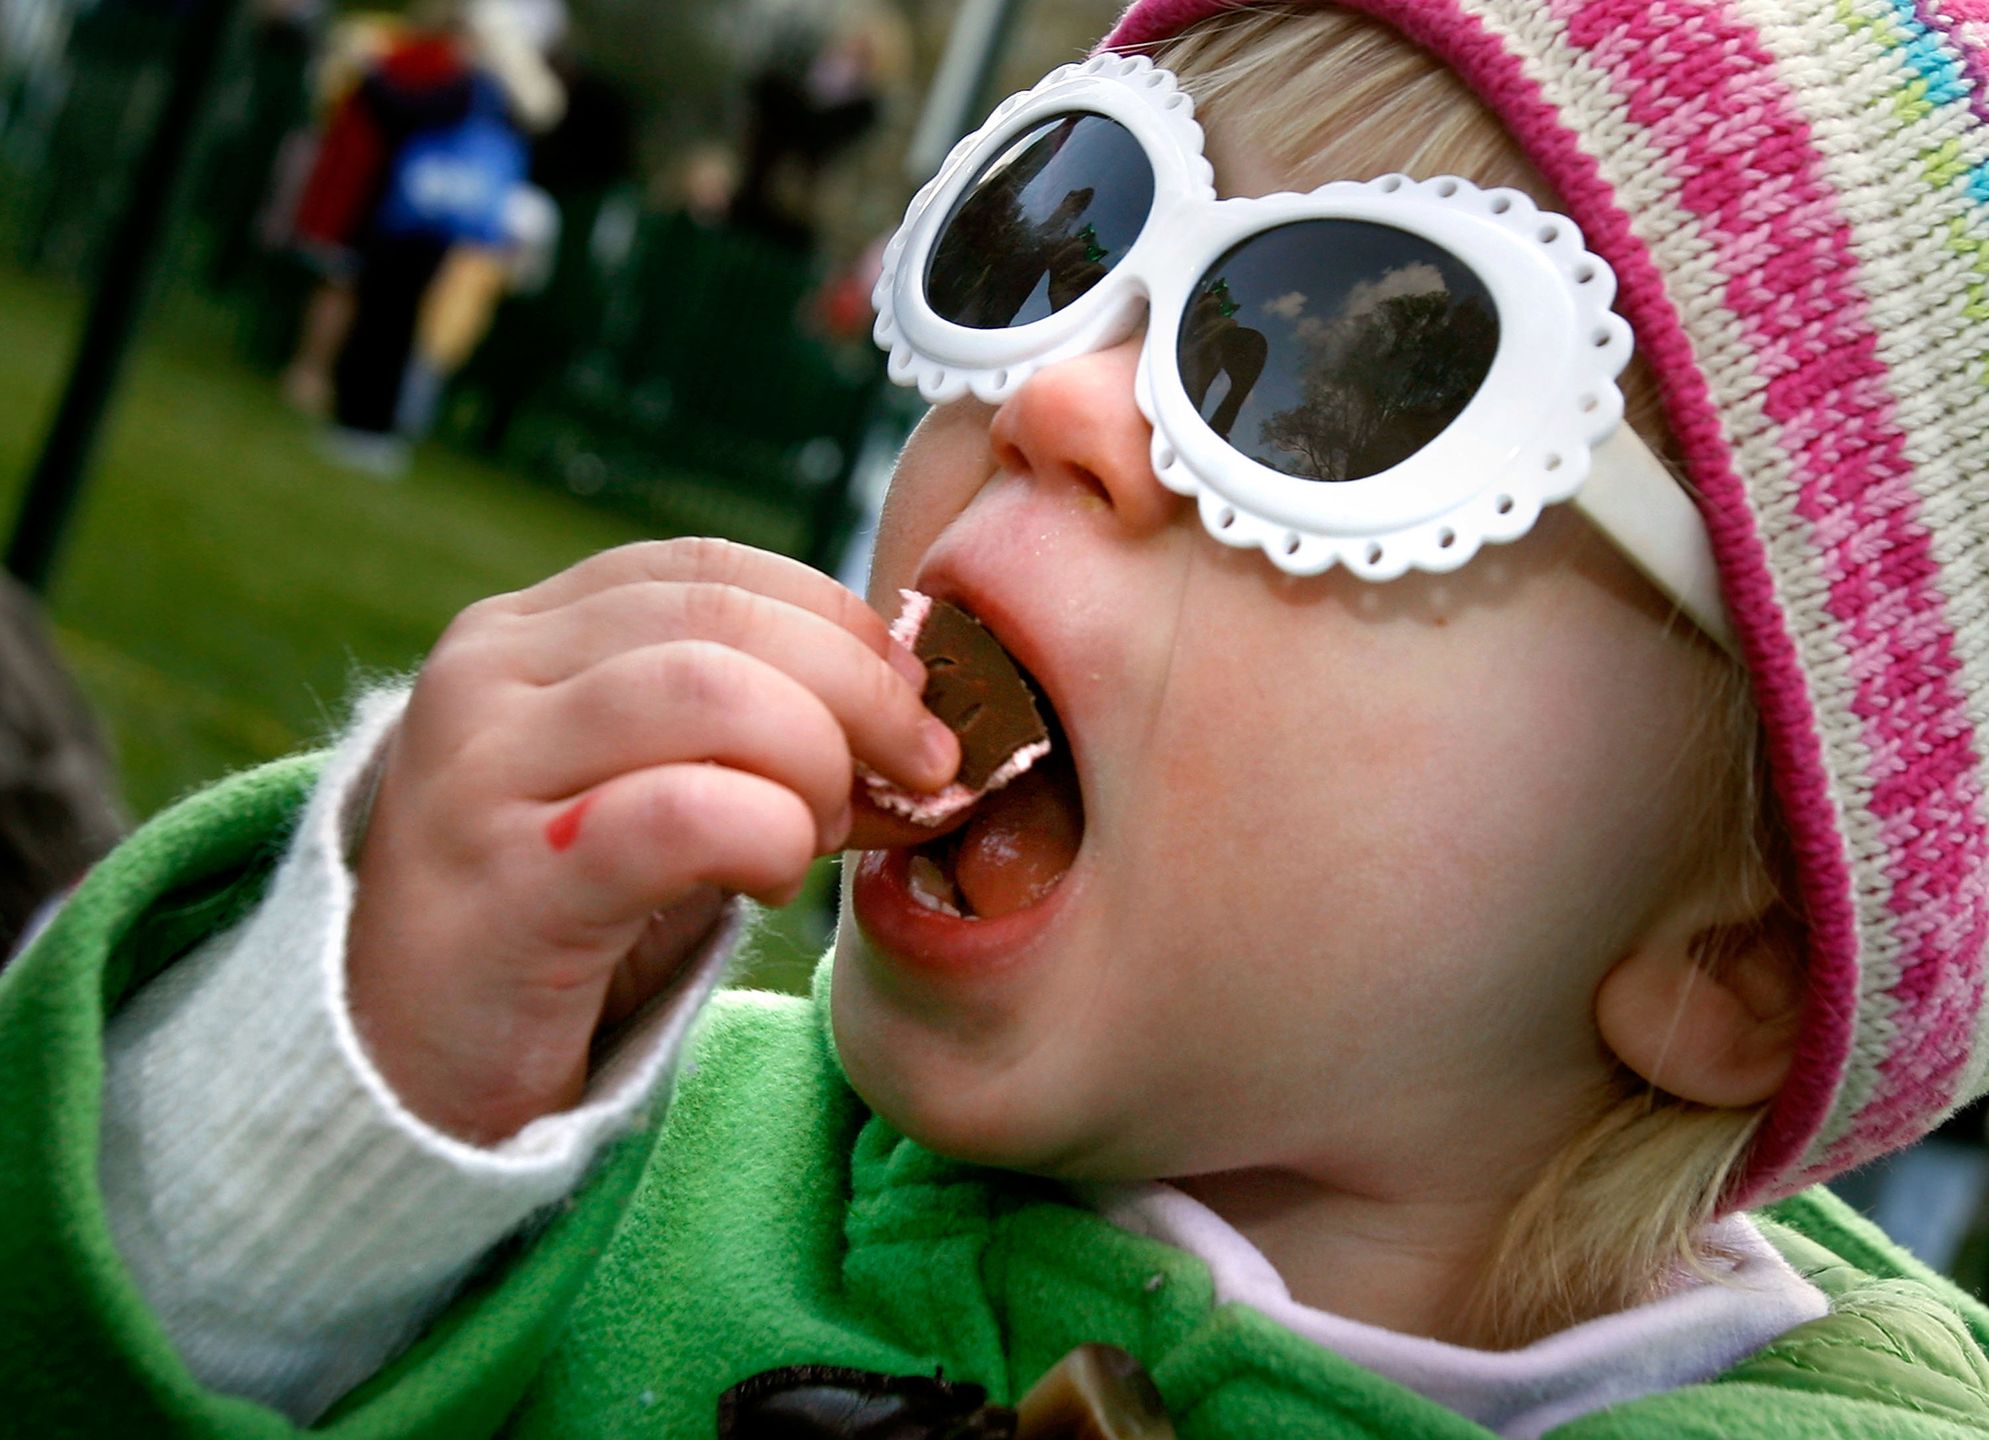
top-left (831, 103), bottom-right (1730, 1200)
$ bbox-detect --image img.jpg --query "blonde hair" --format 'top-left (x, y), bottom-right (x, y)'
top-left (1145, 5), bottom-right (1804, 1345)
top-left (1473, 660), bottom-right (1804, 1342)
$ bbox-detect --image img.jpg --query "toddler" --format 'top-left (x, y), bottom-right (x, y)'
top-left (5, 1), bottom-right (1989, 1436)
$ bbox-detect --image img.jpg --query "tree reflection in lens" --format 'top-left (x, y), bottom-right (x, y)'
top-left (925, 114), bottom-right (1154, 329)
top-left (1177, 221), bottom-right (1500, 482)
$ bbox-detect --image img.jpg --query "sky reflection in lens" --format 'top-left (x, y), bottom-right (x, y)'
top-left (1177, 221), bottom-right (1499, 481)
top-left (925, 113), bottom-right (1154, 329)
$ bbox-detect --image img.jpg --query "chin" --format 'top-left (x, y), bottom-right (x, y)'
top-left (828, 965), bottom-right (1087, 1175)
top-left (871, 1093), bottom-right (1061, 1173)
top-left (834, 1035), bottom-right (1182, 1187)
top-left (836, 1023), bottom-right (1043, 1171)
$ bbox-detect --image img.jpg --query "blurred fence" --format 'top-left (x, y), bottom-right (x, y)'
top-left (452, 207), bottom-right (892, 566)
top-left (0, 1), bottom-right (894, 572)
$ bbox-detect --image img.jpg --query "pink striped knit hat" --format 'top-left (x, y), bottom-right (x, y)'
top-left (1101, 0), bottom-right (1989, 1207)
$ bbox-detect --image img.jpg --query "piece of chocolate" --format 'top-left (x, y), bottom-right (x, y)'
top-left (913, 597), bottom-right (1049, 790)
top-left (1013, 1345), bottom-right (1176, 1440)
top-left (864, 591), bottom-right (1052, 826)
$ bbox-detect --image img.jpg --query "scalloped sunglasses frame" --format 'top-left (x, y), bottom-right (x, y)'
top-left (871, 53), bottom-right (1729, 648)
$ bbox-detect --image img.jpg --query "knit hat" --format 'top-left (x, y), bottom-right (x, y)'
top-left (1098, 0), bottom-right (1989, 1207)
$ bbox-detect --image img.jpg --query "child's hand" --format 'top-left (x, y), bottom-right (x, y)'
top-left (343, 540), bottom-right (959, 1144)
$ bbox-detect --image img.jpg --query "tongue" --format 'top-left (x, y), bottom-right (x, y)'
top-left (953, 763), bottom-right (1083, 918)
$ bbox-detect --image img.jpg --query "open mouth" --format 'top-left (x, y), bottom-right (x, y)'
top-left (902, 705), bottom-right (1084, 920)
top-left (892, 612), bottom-right (1087, 923)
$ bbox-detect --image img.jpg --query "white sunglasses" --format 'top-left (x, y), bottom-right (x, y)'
top-left (873, 52), bottom-right (1731, 649)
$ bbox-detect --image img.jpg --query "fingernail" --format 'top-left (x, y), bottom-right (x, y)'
top-left (921, 717), bottom-right (960, 776)
top-left (888, 642), bottom-right (928, 690)
top-left (826, 802), bottom-right (854, 850)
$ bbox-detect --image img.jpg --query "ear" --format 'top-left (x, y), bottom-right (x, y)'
top-left (1593, 922), bottom-right (1803, 1108)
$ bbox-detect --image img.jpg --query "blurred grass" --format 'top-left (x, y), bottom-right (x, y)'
top-left (0, 259), bottom-right (833, 984)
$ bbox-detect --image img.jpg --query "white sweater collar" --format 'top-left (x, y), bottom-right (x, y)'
top-left (1082, 1181), bottom-right (1828, 1438)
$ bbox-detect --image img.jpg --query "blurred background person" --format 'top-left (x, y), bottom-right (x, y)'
top-left (393, 180), bottom-right (558, 439)
top-left (394, 33), bottom-right (634, 443)
top-left (275, 5), bottom-right (427, 418)
top-left (310, 0), bottom-right (565, 473)
top-left (728, 5), bottom-right (908, 253)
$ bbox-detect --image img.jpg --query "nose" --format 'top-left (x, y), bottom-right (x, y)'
top-left (985, 333), bottom-right (1185, 536)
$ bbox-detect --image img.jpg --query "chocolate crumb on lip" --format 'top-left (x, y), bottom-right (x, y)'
top-left (863, 590), bottom-right (1052, 827)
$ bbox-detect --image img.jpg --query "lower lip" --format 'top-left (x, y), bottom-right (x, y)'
top-left (849, 844), bottom-right (1077, 977)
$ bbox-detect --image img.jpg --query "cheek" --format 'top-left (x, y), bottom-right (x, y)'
top-left (867, 400), bottom-right (996, 605)
top-left (1122, 630), bottom-right (1454, 889)
top-left (1082, 644), bottom-right (1455, 1046)
top-left (1091, 607), bottom-right (1661, 1057)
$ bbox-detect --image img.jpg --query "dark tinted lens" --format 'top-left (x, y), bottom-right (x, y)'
top-left (925, 113), bottom-right (1154, 329)
top-left (1176, 220), bottom-right (1499, 481)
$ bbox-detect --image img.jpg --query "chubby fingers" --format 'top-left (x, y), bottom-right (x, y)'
top-left (510, 583), bottom-right (954, 798)
top-left (511, 538), bottom-right (893, 656)
top-left (520, 635), bottom-right (953, 838)
top-left (522, 643), bottom-right (869, 850)
top-left (538, 763), bottom-right (823, 925)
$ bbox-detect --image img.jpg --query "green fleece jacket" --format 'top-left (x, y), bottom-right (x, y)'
top-left (4, 755), bottom-right (1989, 1437)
